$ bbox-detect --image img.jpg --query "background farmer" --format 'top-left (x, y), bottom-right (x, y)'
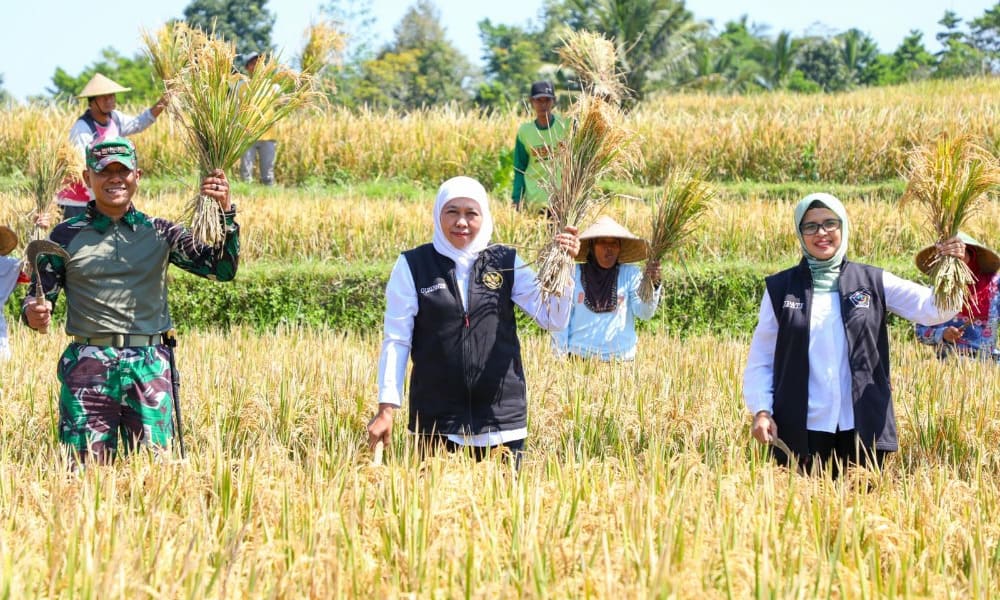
top-left (742, 193), bottom-right (963, 477)
top-left (23, 137), bottom-right (240, 463)
top-left (238, 52), bottom-right (280, 185)
top-left (368, 175), bottom-right (579, 463)
top-left (0, 225), bottom-right (25, 361)
top-left (57, 73), bottom-right (169, 219)
top-left (511, 80), bottom-right (571, 211)
top-left (551, 215), bottom-right (661, 361)
top-left (915, 233), bottom-right (1000, 360)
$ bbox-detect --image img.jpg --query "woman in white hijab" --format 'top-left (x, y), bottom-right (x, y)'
top-left (742, 193), bottom-right (965, 477)
top-left (368, 176), bottom-right (580, 462)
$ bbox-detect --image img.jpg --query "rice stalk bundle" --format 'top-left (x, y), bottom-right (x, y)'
top-left (902, 134), bottom-right (1000, 312)
top-left (172, 37), bottom-right (321, 246)
top-left (22, 137), bottom-right (77, 241)
top-left (141, 22), bottom-right (207, 90)
top-left (534, 90), bottom-right (637, 300)
top-left (557, 30), bottom-right (626, 105)
top-left (638, 170), bottom-right (715, 303)
top-left (298, 21), bottom-right (346, 79)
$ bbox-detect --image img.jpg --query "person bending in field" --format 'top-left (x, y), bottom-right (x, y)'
top-left (57, 74), bottom-right (169, 220)
top-left (551, 215), bottom-right (661, 361)
top-left (511, 81), bottom-right (570, 212)
top-left (742, 193), bottom-right (964, 477)
top-left (23, 137), bottom-right (240, 464)
top-left (367, 176), bottom-right (579, 466)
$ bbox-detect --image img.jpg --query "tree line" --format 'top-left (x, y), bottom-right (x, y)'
top-left (7, 0), bottom-right (1000, 110)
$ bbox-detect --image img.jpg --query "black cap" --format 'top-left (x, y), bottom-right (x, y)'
top-left (530, 81), bottom-right (555, 99)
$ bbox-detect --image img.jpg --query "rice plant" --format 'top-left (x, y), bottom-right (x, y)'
top-left (171, 36), bottom-right (321, 246)
top-left (639, 170), bottom-right (715, 302)
top-left (901, 134), bottom-right (1000, 312)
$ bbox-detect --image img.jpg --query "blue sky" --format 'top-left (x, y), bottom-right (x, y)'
top-left (4, 0), bottom-right (995, 101)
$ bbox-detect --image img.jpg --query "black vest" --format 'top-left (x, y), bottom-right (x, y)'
top-left (765, 259), bottom-right (894, 462)
top-left (403, 243), bottom-right (526, 435)
top-left (78, 110), bottom-right (123, 135)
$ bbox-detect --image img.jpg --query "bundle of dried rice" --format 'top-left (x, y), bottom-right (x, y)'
top-left (297, 20), bottom-right (346, 79)
top-left (171, 38), bottom-right (320, 246)
top-left (902, 134), bottom-right (1000, 312)
top-left (534, 32), bottom-right (637, 300)
top-left (141, 22), bottom-right (207, 90)
top-left (21, 138), bottom-right (78, 241)
top-left (557, 30), bottom-right (626, 105)
top-left (638, 170), bottom-right (714, 302)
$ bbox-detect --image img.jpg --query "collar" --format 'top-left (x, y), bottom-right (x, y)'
top-left (85, 201), bottom-right (144, 234)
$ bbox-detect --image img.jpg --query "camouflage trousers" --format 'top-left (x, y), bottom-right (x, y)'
top-left (57, 342), bottom-right (176, 459)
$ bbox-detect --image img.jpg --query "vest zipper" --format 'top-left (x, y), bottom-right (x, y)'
top-left (451, 267), bottom-right (474, 434)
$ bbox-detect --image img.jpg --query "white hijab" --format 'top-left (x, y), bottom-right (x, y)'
top-left (431, 176), bottom-right (494, 273)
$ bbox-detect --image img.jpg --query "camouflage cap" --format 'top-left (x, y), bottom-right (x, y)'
top-left (86, 137), bottom-right (137, 172)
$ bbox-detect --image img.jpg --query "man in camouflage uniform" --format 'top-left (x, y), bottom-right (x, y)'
top-left (23, 137), bottom-right (240, 463)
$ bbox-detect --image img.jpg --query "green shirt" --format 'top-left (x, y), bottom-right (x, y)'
top-left (25, 203), bottom-right (240, 337)
top-left (512, 114), bottom-right (571, 210)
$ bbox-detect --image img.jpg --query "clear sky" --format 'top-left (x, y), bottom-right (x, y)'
top-left (3, 0), bottom-right (995, 101)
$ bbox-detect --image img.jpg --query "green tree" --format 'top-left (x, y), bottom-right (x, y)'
top-left (356, 0), bottom-right (472, 109)
top-left (0, 74), bottom-right (10, 105)
top-left (755, 30), bottom-right (798, 90)
top-left (184, 0), bottom-right (275, 55)
top-left (321, 0), bottom-right (378, 107)
top-left (562, 0), bottom-right (702, 99)
top-left (837, 28), bottom-right (881, 86)
top-left (969, 2), bottom-right (1000, 70)
top-left (475, 20), bottom-right (544, 109)
top-left (48, 48), bottom-right (159, 105)
top-left (934, 11), bottom-right (985, 78)
top-left (794, 37), bottom-right (851, 92)
top-left (890, 30), bottom-right (934, 82)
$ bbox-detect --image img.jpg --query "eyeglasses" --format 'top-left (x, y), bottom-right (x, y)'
top-left (799, 218), bottom-right (842, 236)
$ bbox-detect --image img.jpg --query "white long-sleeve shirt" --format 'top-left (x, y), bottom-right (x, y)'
top-left (377, 250), bottom-right (572, 446)
top-left (742, 271), bottom-right (956, 433)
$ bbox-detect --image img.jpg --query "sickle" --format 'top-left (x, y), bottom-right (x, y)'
top-left (24, 240), bottom-right (70, 334)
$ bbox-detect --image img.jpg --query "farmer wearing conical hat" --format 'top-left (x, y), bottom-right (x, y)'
top-left (57, 73), bottom-right (170, 219)
top-left (0, 225), bottom-right (27, 360)
top-left (551, 215), bottom-right (662, 361)
top-left (23, 137), bottom-right (240, 464)
top-left (915, 233), bottom-right (1000, 361)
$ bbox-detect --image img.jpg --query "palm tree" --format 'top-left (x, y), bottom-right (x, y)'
top-left (566, 0), bottom-right (703, 100)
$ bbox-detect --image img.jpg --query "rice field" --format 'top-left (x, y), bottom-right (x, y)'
top-left (3, 76), bottom-right (1000, 597)
top-left (3, 77), bottom-right (1000, 186)
top-left (1, 324), bottom-right (998, 597)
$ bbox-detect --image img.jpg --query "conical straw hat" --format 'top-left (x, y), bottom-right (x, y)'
top-left (77, 73), bottom-right (131, 98)
top-left (0, 225), bottom-right (18, 256)
top-left (577, 215), bottom-right (649, 264)
top-left (915, 231), bottom-right (1000, 274)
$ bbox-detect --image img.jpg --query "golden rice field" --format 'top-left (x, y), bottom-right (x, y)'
top-left (2, 77), bottom-right (1000, 186)
top-left (1, 325), bottom-right (998, 597)
top-left (5, 182), bottom-right (1000, 272)
top-left (2, 179), bottom-right (1000, 596)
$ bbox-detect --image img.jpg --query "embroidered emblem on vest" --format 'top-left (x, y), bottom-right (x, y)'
top-left (482, 270), bottom-right (503, 290)
top-left (782, 299), bottom-right (804, 309)
top-left (849, 289), bottom-right (871, 308)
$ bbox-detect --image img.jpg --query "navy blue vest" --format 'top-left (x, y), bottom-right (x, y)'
top-left (403, 243), bottom-right (526, 435)
top-left (765, 259), bottom-right (894, 462)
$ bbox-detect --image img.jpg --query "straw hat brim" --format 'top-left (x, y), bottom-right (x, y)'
top-left (577, 216), bottom-right (649, 264)
top-left (77, 73), bottom-right (131, 98)
top-left (0, 226), bottom-right (18, 256)
top-left (915, 232), bottom-right (1000, 275)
